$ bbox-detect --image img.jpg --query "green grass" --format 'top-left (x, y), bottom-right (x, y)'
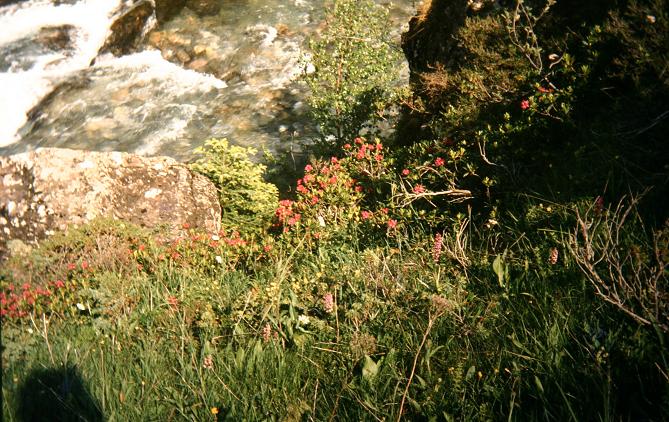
top-left (2, 209), bottom-right (666, 420)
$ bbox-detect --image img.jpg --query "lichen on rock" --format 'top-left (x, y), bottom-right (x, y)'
top-left (0, 148), bottom-right (221, 259)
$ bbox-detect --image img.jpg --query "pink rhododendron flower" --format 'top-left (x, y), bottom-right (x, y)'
top-left (434, 157), bottom-right (445, 167)
top-left (402, 169), bottom-right (410, 176)
top-left (413, 184), bottom-right (426, 194)
top-left (521, 99), bottom-right (530, 110)
top-left (387, 219), bottom-right (398, 229)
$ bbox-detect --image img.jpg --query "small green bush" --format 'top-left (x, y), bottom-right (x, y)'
top-left (191, 138), bottom-right (279, 234)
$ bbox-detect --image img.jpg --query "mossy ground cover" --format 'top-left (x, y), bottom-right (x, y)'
top-left (2, 0), bottom-right (668, 420)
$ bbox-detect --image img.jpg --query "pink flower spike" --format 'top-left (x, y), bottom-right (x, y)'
top-left (323, 293), bottom-right (334, 313)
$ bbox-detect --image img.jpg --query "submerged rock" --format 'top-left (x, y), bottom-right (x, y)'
top-left (0, 148), bottom-right (221, 258)
top-left (186, 0), bottom-right (221, 17)
top-left (154, 0), bottom-right (187, 24)
top-left (37, 25), bottom-right (77, 51)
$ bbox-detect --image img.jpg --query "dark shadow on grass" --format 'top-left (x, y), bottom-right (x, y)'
top-left (16, 365), bottom-right (103, 422)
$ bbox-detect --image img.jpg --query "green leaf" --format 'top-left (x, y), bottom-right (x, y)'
top-left (465, 365), bottom-right (476, 380)
top-left (534, 375), bottom-right (545, 394)
top-left (362, 355), bottom-right (379, 379)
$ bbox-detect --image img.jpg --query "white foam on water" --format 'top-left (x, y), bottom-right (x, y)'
top-left (0, 0), bottom-right (123, 146)
top-left (94, 50), bottom-right (228, 91)
top-left (135, 105), bottom-right (197, 156)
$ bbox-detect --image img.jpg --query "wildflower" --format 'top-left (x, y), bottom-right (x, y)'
top-left (323, 293), bottom-right (334, 313)
top-left (401, 169), bottom-right (410, 176)
top-left (215, 255), bottom-right (223, 264)
top-left (331, 157), bottom-right (339, 164)
top-left (328, 176), bottom-right (337, 185)
top-left (81, 261), bottom-right (89, 270)
top-left (548, 248), bottom-right (559, 265)
top-left (304, 164), bottom-right (313, 172)
top-left (354, 137), bottom-right (364, 145)
top-left (310, 196), bottom-right (319, 205)
top-left (67, 263), bottom-right (76, 271)
top-left (434, 157), bottom-right (445, 167)
top-left (412, 184), bottom-right (426, 194)
top-left (387, 219), bottom-right (398, 229)
top-left (203, 355), bottom-right (214, 370)
top-left (433, 233), bottom-right (443, 263)
top-left (361, 210), bottom-right (372, 220)
top-left (53, 280), bottom-right (65, 289)
top-left (262, 323), bottom-right (272, 342)
top-left (594, 196), bottom-right (604, 214)
top-left (520, 99), bottom-right (530, 110)
top-left (343, 143), bottom-right (352, 150)
top-left (182, 222), bottom-right (190, 229)
top-left (211, 234), bottom-right (220, 241)
top-left (430, 295), bottom-right (452, 314)
top-left (374, 154), bottom-right (383, 162)
top-left (211, 407), bottom-right (219, 415)
top-left (356, 148), bottom-right (366, 160)
top-left (376, 143), bottom-right (383, 151)
top-left (298, 314), bottom-right (310, 325)
top-left (167, 296), bottom-right (179, 310)
top-left (320, 166), bottom-right (330, 174)
top-left (287, 214), bottom-right (301, 226)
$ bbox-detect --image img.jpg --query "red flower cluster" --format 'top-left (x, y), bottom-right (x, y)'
top-left (275, 199), bottom-right (301, 231)
top-left (352, 138), bottom-right (383, 161)
top-left (1, 281), bottom-right (62, 319)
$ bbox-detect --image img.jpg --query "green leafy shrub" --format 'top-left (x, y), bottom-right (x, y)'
top-left (191, 138), bottom-right (279, 234)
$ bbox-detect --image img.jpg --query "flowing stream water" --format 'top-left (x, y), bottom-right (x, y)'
top-left (0, 0), bottom-right (416, 161)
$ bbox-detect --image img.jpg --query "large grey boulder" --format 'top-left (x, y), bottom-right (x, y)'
top-left (0, 148), bottom-right (221, 257)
